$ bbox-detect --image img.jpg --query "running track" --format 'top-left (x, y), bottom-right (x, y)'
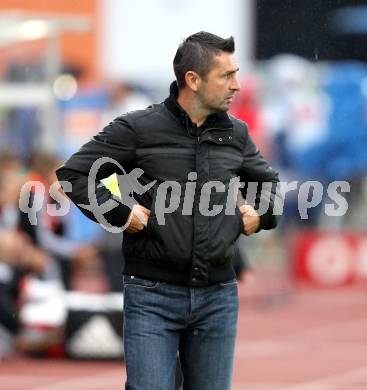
top-left (1, 284), bottom-right (367, 390)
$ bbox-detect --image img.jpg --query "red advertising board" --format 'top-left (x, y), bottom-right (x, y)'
top-left (292, 231), bottom-right (367, 286)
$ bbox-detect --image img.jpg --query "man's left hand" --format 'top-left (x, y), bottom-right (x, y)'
top-left (239, 204), bottom-right (260, 236)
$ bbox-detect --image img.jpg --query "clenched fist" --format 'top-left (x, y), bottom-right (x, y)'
top-left (239, 204), bottom-right (260, 236)
top-left (126, 205), bottom-right (151, 233)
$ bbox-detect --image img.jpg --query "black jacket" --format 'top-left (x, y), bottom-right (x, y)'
top-left (56, 82), bottom-right (280, 286)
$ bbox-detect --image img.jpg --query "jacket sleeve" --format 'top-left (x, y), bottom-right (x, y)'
top-left (56, 116), bottom-right (137, 228)
top-left (238, 125), bottom-right (282, 231)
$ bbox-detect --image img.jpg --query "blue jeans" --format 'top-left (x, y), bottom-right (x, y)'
top-left (123, 275), bottom-right (238, 390)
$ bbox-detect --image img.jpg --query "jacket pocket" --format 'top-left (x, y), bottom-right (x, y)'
top-left (208, 204), bottom-right (243, 267)
top-left (145, 203), bottom-right (193, 268)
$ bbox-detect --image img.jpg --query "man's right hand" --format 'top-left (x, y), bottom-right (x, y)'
top-left (126, 205), bottom-right (151, 233)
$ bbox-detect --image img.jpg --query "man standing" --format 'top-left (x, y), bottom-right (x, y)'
top-left (57, 32), bottom-right (280, 390)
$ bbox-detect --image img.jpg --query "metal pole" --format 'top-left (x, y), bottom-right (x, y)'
top-left (41, 27), bottom-right (60, 153)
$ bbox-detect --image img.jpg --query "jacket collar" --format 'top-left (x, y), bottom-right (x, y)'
top-left (164, 81), bottom-right (233, 130)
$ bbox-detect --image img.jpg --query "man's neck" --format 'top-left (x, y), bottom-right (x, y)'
top-left (177, 89), bottom-right (210, 127)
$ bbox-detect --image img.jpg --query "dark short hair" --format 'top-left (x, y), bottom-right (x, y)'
top-left (173, 31), bottom-right (235, 89)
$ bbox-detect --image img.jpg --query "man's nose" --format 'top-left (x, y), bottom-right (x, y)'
top-left (231, 76), bottom-right (241, 92)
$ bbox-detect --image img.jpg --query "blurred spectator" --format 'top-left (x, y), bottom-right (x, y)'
top-left (0, 151), bottom-right (50, 275)
top-left (0, 60), bottom-right (45, 160)
top-left (230, 74), bottom-right (270, 158)
top-left (261, 55), bottom-right (329, 228)
top-left (0, 152), bottom-right (51, 357)
top-left (26, 153), bottom-right (105, 291)
top-left (102, 81), bottom-right (152, 123)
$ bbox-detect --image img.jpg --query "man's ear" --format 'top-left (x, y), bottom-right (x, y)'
top-left (184, 71), bottom-right (201, 92)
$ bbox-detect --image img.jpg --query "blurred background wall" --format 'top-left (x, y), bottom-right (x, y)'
top-left (99, 0), bottom-right (253, 85)
top-left (0, 0), bottom-right (99, 83)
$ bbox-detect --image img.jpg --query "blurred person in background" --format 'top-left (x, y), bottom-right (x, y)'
top-left (230, 73), bottom-right (270, 159)
top-left (0, 152), bottom-right (50, 279)
top-left (1, 59), bottom-right (44, 161)
top-left (0, 152), bottom-right (51, 357)
top-left (26, 153), bottom-right (105, 291)
top-left (261, 55), bottom-right (329, 229)
top-left (102, 81), bottom-right (152, 125)
top-left (57, 32), bottom-right (280, 389)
